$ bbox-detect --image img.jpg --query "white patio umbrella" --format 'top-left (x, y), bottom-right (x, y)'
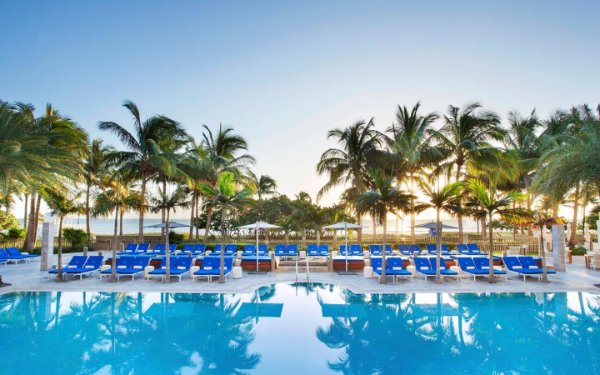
top-left (145, 221), bottom-right (191, 282)
top-left (237, 221), bottom-right (281, 272)
top-left (323, 221), bottom-right (365, 273)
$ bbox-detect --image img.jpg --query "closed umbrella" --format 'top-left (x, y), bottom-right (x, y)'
top-left (323, 222), bottom-right (365, 274)
top-left (237, 221), bottom-right (281, 272)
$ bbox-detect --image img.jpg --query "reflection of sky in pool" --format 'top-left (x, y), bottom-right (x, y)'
top-left (0, 284), bottom-right (599, 374)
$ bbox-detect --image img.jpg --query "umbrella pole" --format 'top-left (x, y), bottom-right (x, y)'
top-left (345, 227), bottom-right (348, 273)
top-left (256, 226), bottom-right (259, 272)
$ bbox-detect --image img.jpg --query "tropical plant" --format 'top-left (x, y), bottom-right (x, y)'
top-left (355, 169), bottom-right (411, 283)
top-left (200, 171), bottom-right (253, 282)
top-left (62, 228), bottom-right (88, 250)
top-left (432, 103), bottom-right (504, 242)
top-left (386, 102), bottom-right (443, 242)
top-left (524, 210), bottom-right (558, 282)
top-left (98, 100), bottom-right (187, 242)
top-left (466, 179), bottom-right (524, 282)
top-left (45, 189), bottom-right (85, 280)
top-left (199, 125), bottom-right (255, 244)
top-left (419, 180), bottom-right (463, 282)
top-left (317, 119), bottom-right (383, 243)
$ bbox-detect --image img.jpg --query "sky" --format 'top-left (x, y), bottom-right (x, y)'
top-left (1, 0), bottom-right (599, 220)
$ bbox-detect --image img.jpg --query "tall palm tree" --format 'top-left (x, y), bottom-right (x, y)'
top-left (355, 169), bottom-right (411, 284)
top-left (94, 175), bottom-right (139, 282)
top-left (525, 210), bottom-right (557, 283)
top-left (98, 100), bottom-right (187, 242)
top-left (432, 103), bottom-right (504, 242)
top-left (44, 189), bottom-right (85, 281)
top-left (503, 110), bottom-right (541, 211)
top-left (200, 125), bottom-right (255, 244)
top-left (466, 179), bottom-right (524, 282)
top-left (150, 187), bottom-right (189, 282)
top-left (200, 171), bottom-right (253, 282)
top-left (317, 119), bottom-right (382, 243)
top-left (248, 172), bottom-right (277, 200)
top-left (419, 181), bottom-right (463, 283)
top-left (386, 102), bottom-right (443, 242)
top-left (82, 138), bottom-right (113, 253)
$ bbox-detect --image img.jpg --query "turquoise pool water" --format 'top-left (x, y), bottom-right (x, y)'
top-left (0, 284), bottom-right (599, 374)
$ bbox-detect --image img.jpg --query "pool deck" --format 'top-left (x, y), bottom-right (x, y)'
top-left (1, 252), bottom-right (599, 295)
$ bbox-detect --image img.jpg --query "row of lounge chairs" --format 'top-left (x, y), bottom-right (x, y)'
top-left (0, 247), bottom-right (40, 264)
top-left (371, 255), bottom-right (554, 283)
top-left (49, 254), bottom-right (235, 283)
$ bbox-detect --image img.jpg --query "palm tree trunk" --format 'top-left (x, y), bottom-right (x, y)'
top-left (189, 193), bottom-right (195, 240)
top-left (456, 165), bottom-right (464, 243)
top-left (357, 213), bottom-right (363, 245)
top-left (25, 192), bottom-right (36, 251)
top-left (525, 174), bottom-right (533, 235)
top-left (204, 205), bottom-right (213, 244)
top-left (139, 176), bottom-right (146, 243)
top-left (195, 195), bottom-right (200, 241)
top-left (161, 178), bottom-right (167, 241)
top-left (23, 193), bottom-right (28, 236)
top-left (435, 208), bottom-right (442, 283)
top-left (219, 207), bottom-right (226, 283)
top-left (57, 216), bottom-right (64, 281)
top-left (165, 210), bottom-right (171, 283)
top-left (119, 208), bottom-right (124, 238)
top-left (569, 183), bottom-right (580, 247)
top-left (409, 174), bottom-right (416, 243)
top-left (316, 230), bottom-right (321, 246)
top-left (381, 216), bottom-right (387, 284)
top-left (488, 212), bottom-right (495, 282)
top-left (395, 213), bottom-right (400, 243)
top-left (85, 183), bottom-right (91, 255)
top-left (540, 229), bottom-right (549, 282)
top-left (373, 219), bottom-right (377, 243)
top-left (111, 208), bottom-right (118, 282)
top-left (33, 194), bottom-right (42, 244)
top-left (302, 229), bottom-right (307, 249)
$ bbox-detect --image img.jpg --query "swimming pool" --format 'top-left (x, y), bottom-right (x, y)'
top-left (0, 284), bottom-right (598, 374)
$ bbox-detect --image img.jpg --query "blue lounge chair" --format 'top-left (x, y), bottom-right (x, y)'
top-left (307, 244), bottom-right (329, 257)
top-left (426, 244), bottom-right (450, 255)
top-left (48, 255), bottom-right (88, 279)
top-left (115, 256), bottom-right (151, 281)
top-left (61, 256), bottom-right (104, 280)
top-left (147, 256), bottom-right (193, 282)
top-left (457, 257), bottom-right (505, 281)
top-left (414, 257), bottom-right (437, 280)
top-left (371, 257), bottom-right (412, 282)
top-left (473, 257), bottom-right (507, 279)
top-left (117, 243), bottom-right (138, 255)
top-left (100, 256), bottom-right (135, 279)
top-left (340, 244), bottom-right (363, 256)
top-left (409, 244), bottom-right (421, 255)
top-left (430, 257), bottom-right (459, 281)
top-left (242, 244), bottom-right (268, 256)
top-left (519, 256), bottom-right (556, 278)
top-left (182, 243), bottom-right (195, 253)
top-left (5, 247), bottom-right (39, 262)
top-left (0, 249), bottom-right (7, 266)
top-left (456, 244), bottom-right (470, 254)
top-left (369, 244), bottom-right (392, 256)
top-left (502, 256), bottom-right (552, 281)
top-left (136, 243), bottom-right (150, 254)
top-left (193, 256), bottom-right (234, 282)
top-left (181, 243), bottom-right (206, 256)
top-left (275, 244), bottom-right (298, 257)
top-left (468, 243), bottom-right (483, 254)
top-left (212, 244), bottom-right (237, 256)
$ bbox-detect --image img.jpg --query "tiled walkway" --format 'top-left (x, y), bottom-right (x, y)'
top-left (1, 253), bottom-right (599, 295)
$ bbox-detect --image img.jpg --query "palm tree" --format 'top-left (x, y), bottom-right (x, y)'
top-left (200, 125), bottom-right (255, 244)
top-left (503, 110), bottom-right (541, 212)
top-left (44, 189), bottom-right (85, 280)
top-left (200, 171), bottom-right (253, 282)
top-left (386, 102), bottom-right (443, 242)
top-left (355, 169), bottom-right (411, 284)
top-left (82, 138), bottom-right (113, 253)
top-left (248, 172), bottom-right (277, 200)
top-left (98, 100), bottom-right (187, 242)
top-left (317, 119), bottom-right (383, 243)
top-left (419, 181), bottom-right (463, 282)
top-left (525, 210), bottom-right (558, 283)
top-left (94, 175), bottom-right (139, 282)
top-left (150, 187), bottom-right (189, 282)
top-left (466, 179), bottom-right (524, 282)
top-left (432, 103), bottom-right (504, 242)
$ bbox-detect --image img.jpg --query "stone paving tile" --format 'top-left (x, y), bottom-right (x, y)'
top-left (1, 253), bottom-right (599, 295)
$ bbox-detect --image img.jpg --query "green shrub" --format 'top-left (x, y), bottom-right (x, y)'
top-left (571, 246), bottom-right (587, 256)
top-left (4, 227), bottom-right (25, 245)
top-left (63, 228), bottom-right (88, 250)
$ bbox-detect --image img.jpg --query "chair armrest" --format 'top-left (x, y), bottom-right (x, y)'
top-left (100, 265), bottom-right (111, 271)
top-left (190, 266), bottom-right (200, 274)
top-left (450, 266), bottom-right (460, 273)
top-left (144, 266), bottom-right (155, 277)
top-left (406, 265), bottom-right (416, 276)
